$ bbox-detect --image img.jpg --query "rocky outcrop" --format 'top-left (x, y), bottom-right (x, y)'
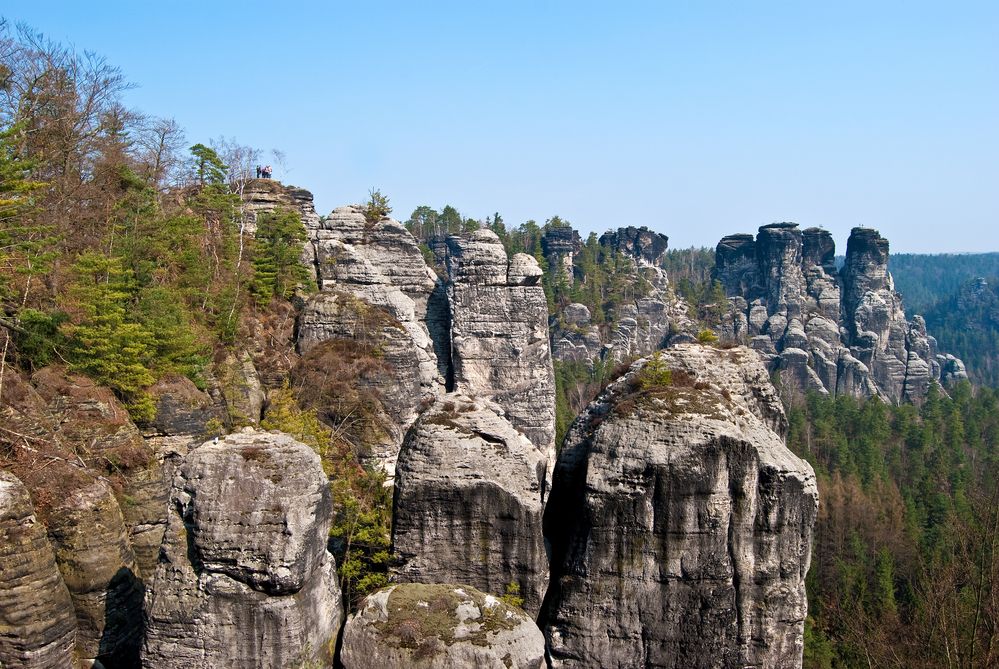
top-left (599, 226), bottom-right (669, 265)
top-left (341, 583), bottom-right (546, 669)
top-left (541, 226), bottom-right (582, 284)
top-left (239, 178), bottom-right (321, 236)
top-left (713, 224), bottom-right (963, 403)
top-left (300, 205), bottom-right (444, 474)
top-left (46, 478), bottom-right (145, 667)
top-left (542, 344), bottom-right (817, 668)
top-left (392, 394), bottom-right (549, 616)
top-left (142, 431), bottom-right (343, 669)
top-left (551, 227), bottom-right (695, 366)
top-left (445, 230), bottom-right (556, 456)
top-left (0, 471), bottom-right (78, 669)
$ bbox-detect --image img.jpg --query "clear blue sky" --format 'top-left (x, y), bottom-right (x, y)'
top-left (5, 1), bottom-right (998, 252)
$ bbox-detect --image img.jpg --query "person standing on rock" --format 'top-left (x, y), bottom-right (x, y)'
top-left (255, 165), bottom-right (262, 178)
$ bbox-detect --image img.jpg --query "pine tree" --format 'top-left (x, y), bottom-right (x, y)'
top-left (63, 252), bottom-right (156, 420)
top-left (251, 208), bottom-right (311, 305)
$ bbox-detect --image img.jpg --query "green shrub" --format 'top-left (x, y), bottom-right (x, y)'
top-left (637, 351), bottom-right (673, 390)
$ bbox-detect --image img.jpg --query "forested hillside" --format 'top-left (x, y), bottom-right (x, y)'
top-left (888, 254), bottom-right (999, 386)
top-left (890, 252), bottom-right (999, 315)
top-left (788, 386), bottom-right (998, 669)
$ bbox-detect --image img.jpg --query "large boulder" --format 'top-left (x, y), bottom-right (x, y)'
top-left (0, 472), bottom-right (78, 668)
top-left (542, 344), bottom-right (818, 668)
top-left (142, 430), bottom-right (343, 668)
top-left (392, 394), bottom-right (549, 616)
top-left (340, 583), bottom-right (546, 669)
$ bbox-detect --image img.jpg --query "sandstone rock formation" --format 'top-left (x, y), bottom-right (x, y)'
top-left (392, 394), bottom-right (550, 616)
top-left (541, 226), bottom-right (582, 285)
top-left (142, 431), bottom-right (343, 668)
top-left (340, 583), bottom-right (546, 669)
top-left (599, 225), bottom-right (670, 265)
top-left (542, 344), bottom-right (818, 668)
top-left (445, 229), bottom-right (556, 456)
top-left (551, 227), bottom-right (695, 365)
top-left (299, 205), bottom-right (444, 475)
top-left (714, 224), bottom-right (965, 402)
top-left (46, 479), bottom-right (145, 666)
top-left (239, 178), bottom-right (321, 236)
top-left (0, 471), bottom-right (77, 669)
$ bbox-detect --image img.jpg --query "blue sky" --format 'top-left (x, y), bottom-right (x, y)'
top-left (4, 1), bottom-right (998, 252)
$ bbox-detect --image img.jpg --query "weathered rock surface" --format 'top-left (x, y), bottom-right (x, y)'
top-left (542, 344), bottom-right (817, 668)
top-left (301, 205), bottom-right (444, 474)
top-left (541, 226), bottom-right (582, 284)
top-left (599, 226), bottom-right (670, 265)
top-left (216, 351), bottom-right (266, 428)
top-left (46, 478), bottom-right (145, 667)
top-left (551, 227), bottom-right (695, 365)
top-left (239, 178), bottom-right (321, 236)
top-left (0, 471), bottom-right (77, 669)
top-left (445, 230), bottom-right (556, 456)
top-left (142, 430), bottom-right (343, 669)
top-left (392, 394), bottom-right (549, 616)
top-left (341, 583), bottom-right (546, 669)
top-left (714, 224), bottom-right (963, 402)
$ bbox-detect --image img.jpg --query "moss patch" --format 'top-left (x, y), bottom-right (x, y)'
top-left (374, 584), bottom-right (521, 658)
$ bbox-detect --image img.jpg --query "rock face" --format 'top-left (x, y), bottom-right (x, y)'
top-left (445, 230), bottom-right (556, 456)
top-left (340, 583), bottom-right (546, 669)
top-left (542, 344), bottom-right (818, 668)
top-left (142, 431), bottom-right (343, 669)
top-left (46, 479), bottom-right (145, 667)
top-left (713, 224), bottom-right (964, 403)
top-left (392, 394), bottom-right (550, 616)
top-left (552, 227), bottom-right (695, 365)
top-left (599, 226), bottom-right (670, 265)
top-left (239, 178), bottom-right (321, 235)
top-left (541, 226), bottom-right (582, 285)
top-left (300, 205), bottom-right (443, 475)
top-left (0, 472), bottom-right (77, 669)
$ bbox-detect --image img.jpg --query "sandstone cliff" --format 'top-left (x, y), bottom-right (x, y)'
top-left (142, 431), bottom-right (343, 668)
top-left (391, 394), bottom-right (550, 616)
top-left (550, 226), bottom-right (695, 365)
top-left (542, 344), bottom-right (818, 668)
top-left (0, 471), bottom-right (78, 669)
top-left (714, 224), bottom-right (966, 402)
top-left (445, 229), bottom-right (556, 457)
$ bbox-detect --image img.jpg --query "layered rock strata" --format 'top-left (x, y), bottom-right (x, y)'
top-left (542, 344), bottom-right (818, 668)
top-left (46, 479), bottom-right (145, 666)
top-left (392, 394), bottom-right (550, 616)
top-left (541, 226), bottom-right (582, 285)
top-left (0, 472), bottom-right (78, 669)
top-left (714, 224), bottom-right (965, 402)
top-left (142, 431), bottom-right (343, 668)
top-left (445, 230), bottom-right (556, 456)
top-left (341, 583), bottom-right (546, 669)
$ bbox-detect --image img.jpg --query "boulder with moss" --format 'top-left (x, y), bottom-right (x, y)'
top-left (141, 430), bottom-right (343, 668)
top-left (341, 583), bottom-right (545, 669)
top-left (392, 394), bottom-right (549, 616)
top-left (542, 343), bottom-right (818, 668)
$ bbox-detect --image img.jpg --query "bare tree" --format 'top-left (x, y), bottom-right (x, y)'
top-left (135, 116), bottom-right (186, 188)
